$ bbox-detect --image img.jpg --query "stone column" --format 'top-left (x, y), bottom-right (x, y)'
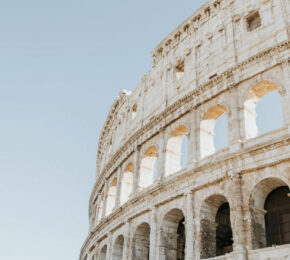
top-left (229, 85), bottom-right (243, 152)
top-left (282, 59), bottom-right (290, 129)
top-left (185, 191), bottom-right (195, 260)
top-left (131, 145), bottom-right (140, 197)
top-left (188, 109), bottom-right (198, 164)
top-left (115, 166), bottom-right (122, 208)
top-left (94, 193), bottom-right (101, 226)
top-left (106, 232), bottom-right (113, 260)
top-left (102, 180), bottom-right (109, 218)
top-left (157, 128), bottom-right (166, 183)
top-left (230, 174), bottom-right (248, 259)
top-left (149, 206), bottom-right (157, 260)
top-left (122, 221), bottom-right (130, 260)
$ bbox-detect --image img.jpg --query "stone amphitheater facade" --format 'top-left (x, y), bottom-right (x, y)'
top-left (80, 0), bottom-right (290, 259)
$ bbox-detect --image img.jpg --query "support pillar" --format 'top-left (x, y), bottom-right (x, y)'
top-left (106, 232), bottom-right (113, 260)
top-left (102, 180), bottom-right (109, 218)
top-left (230, 174), bottom-right (248, 259)
top-left (185, 191), bottom-right (195, 260)
top-left (115, 166), bottom-right (122, 208)
top-left (157, 128), bottom-right (166, 183)
top-left (282, 59), bottom-right (290, 129)
top-left (131, 145), bottom-right (140, 197)
top-left (229, 85), bottom-right (243, 153)
top-left (122, 221), bottom-right (130, 260)
top-left (188, 109), bottom-right (198, 165)
top-left (149, 206), bottom-right (157, 260)
top-left (94, 193), bottom-right (101, 227)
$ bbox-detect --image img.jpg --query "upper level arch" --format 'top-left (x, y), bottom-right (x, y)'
top-left (139, 145), bottom-right (159, 190)
top-left (165, 125), bottom-right (189, 176)
top-left (120, 163), bottom-right (134, 205)
top-left (242, 80), bottom-right (285, 139)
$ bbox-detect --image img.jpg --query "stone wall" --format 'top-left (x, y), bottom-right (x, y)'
top-left (80, 0), bottom-right (290, 259)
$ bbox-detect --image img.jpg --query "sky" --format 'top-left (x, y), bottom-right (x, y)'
top-left (0, 1), bottom-right (283, 260)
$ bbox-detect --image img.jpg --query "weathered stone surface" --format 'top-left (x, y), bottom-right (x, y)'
top-left (80, 0), bottom-right (290, 259)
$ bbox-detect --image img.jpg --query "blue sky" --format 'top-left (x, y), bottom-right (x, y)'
top-left (0, 1), bottom-right (205, 260)
top-left (0, 1), bottom-right (283, 260)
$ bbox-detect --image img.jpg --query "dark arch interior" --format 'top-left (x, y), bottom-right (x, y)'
top-left (215, 203), bottom-right (233, 256)
top-left (265, 186), bottom-right (290, 247)
top-left (177, 217), bottom-right (185, 260)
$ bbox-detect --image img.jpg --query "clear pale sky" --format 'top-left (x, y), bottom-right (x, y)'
top-left (0, 1), bottom-right (283, 260)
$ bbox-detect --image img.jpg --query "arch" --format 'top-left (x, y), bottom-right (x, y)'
top-left (132, 222), bottom-right (151, 260)
top-left (249, 177), bottom-right (290, 249)
top-left (99, 245), bottom-right (107, 260)
top-left (112, 235), bottom-right (124, 260)
top-left (200, 105), bottom-right (228, 159)
top-left (165, 125), bottom-right (189, 176)
top-left (243, 81), bottom-right (283, 139)
top-left (139, 146), bottom-right (158, 189)
top-left (120, 163), bottom-right (134, 204)
top-left (265, 186), bottom-right (290, 247)
top-left (106, 178), bottom-right (117, 216)
top-left (159, 208), bottom-right (186, 260)
top-left (200, 194), bottom-right (233, 259)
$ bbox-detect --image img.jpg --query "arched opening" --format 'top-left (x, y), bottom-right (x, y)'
top-left (249, 177), bottom-right (289, 249)
top-left (112, 235), bottom-right (124, 260)
top-left (200, 195), bottom-right (233, 259)
top-left (215, 203), bottom-right (233, 256)
top-left (132, 222), bottom-right (150, 260)
top-left (120, 163), bottom-right (134, 204)
top-left (213, 113), bottom-right (228, 152)
top-left (139, 146), bottom-right (158, 189)
top-left (159, 208), bottom-right (186, 260)
top-left (265, 186), bottom-right (290, 247)
top-left (244, 81), bottom-right (283, 139)
top-left (106, 178), bottom-right (117, 216)
top-left (165, 126), bottom-right (189, 176)
top-left (200, 105), bottom-right (228, 159)
top-left (99, 245), bottom-right (107, 260)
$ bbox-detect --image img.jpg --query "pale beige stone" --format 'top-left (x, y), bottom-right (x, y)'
top-left (80, 0), bottom-right (290, 259)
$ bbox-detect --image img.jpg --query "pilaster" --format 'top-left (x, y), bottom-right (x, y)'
top-left (131, 145), bottom-right (140, 197)
top-left (115, 166), bottom-right (122, 208)
top-left (157, 128), bottom-right (166, 183)
top-left (185, 191), bottom-right (195, 260)
top-left (122, 221), bottom-right (130, 260)
top-left (149, 206), bottom-right (157, 260)
top-left (102, 180), bottom-right (109, 218)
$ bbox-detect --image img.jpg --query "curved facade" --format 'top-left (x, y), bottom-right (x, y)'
top-left (80, 0), bottom-right (290, 259)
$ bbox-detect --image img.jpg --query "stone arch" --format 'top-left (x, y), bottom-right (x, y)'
top-left (112, 235), bottom-right (124, 260)
top-left (132, 222), bottom-right (151, 260)
top-left (139, 146), bottom-right (158, 189)
top-left (200, 104), bottom-right (228, 159)
top-left (248, 177), bottom-right (290, 249)
top-left (243, 80), bottom-right (284, 139)
top-left (120, 163), bottom-right (134, 204)
top-left (99, 245), bottom-right (107, 260)
top-left (200, 194), bottom-right (233, 259)
top-left (106, 177), bottom-right (118, 216)
top-left (165, 125), bottom-right (189, 176)
top-left (158, 208), bottom-right (186, 260)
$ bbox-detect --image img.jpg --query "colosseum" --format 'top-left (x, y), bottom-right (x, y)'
top-left (80, 0), bottom-right (290, 259)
